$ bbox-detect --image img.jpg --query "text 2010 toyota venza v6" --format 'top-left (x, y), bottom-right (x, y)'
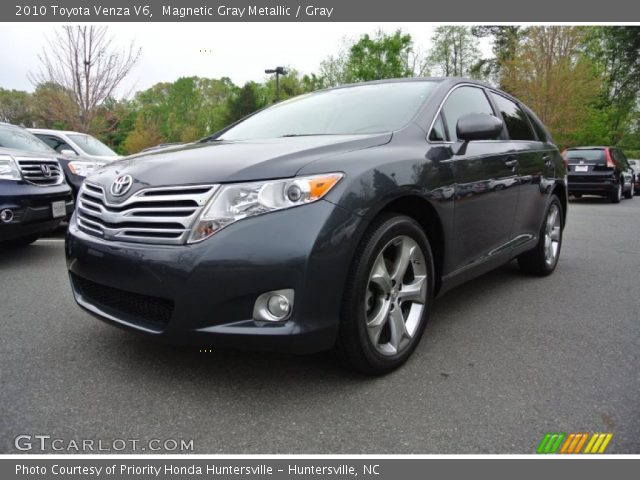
top-left (66, 78), bottom-right (567, 374)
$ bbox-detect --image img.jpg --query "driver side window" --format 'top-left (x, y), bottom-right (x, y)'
top-left (435, 86), bottom-right (495, 142)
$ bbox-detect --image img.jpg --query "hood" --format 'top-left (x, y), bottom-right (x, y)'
top-left (0, 146), bottom-right (58, 161)
top-left (88, 134), bottom-right (391, 192)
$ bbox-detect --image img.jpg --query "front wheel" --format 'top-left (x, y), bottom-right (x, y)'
top-left (517, 196), bottom-right (563, 276)
top-left (335, 214), bottom-right (434, 375)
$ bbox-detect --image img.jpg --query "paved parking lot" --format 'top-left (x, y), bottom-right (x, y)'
top-left (1, 197), bottom-right (639, 454)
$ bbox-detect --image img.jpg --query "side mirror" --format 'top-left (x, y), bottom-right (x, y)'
top-left (60, 149), bottom-right (78, 156)
top-left (451, 113), bottom-right (503, 155)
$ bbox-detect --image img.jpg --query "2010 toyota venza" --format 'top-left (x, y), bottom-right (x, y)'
top-left (66, 78), bottom-right (567, 374)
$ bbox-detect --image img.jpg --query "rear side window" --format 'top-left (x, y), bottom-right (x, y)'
top-left (564, 149), bottom-right (605, 164)
top-left (490, 93), bottom-right (535, 141)
top-left (439, 86), bottom-right (495, 141)
top-left (526, 113), bottom-right (548, 142)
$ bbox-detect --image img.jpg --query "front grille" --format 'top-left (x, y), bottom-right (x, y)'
top-left (72, 273), bottom-right (174, 327)
top-left (76, 182), bottom-right (217, 245)
top-left (16, 157), bottom-right (64, 186)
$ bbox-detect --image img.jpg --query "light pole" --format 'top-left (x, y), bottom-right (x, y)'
top-left (265, 66), bottom-right (287, 102)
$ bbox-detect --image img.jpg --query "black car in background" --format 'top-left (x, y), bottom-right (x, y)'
top-left (0, 146), bottom-right (73, 246)
top-left (564, 146), bottom-right (634, 202)
top-left (66, 78), bottom-right (567, 374)
top-left (0, 123), bottom-right (103, 198)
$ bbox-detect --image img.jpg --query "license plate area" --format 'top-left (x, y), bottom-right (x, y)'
top-left (52, 201), bottom-right (66, 218)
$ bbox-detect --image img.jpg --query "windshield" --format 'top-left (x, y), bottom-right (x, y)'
top-left (0, 126), bottom-right (55, 154)
top-left (219, 81), bottom-right (437, 141)
top-left (67, 134), bottom-right (117, 156)
top-left (565, 149), bottom-right (605, 163)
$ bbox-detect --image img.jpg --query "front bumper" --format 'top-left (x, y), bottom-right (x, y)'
top-left (66, 199), bottom-right (363, 354)
top-left (0, 181), bottom-right (73, 241)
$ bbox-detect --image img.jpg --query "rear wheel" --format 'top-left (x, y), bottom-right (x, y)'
top-left (610, 181), bottom-right (622, 203)
top-left (517, 196), bottom-right (563, 276)
top-left (335, 214), bottom-right (434, 375)
top-left (624, 182), bottom-right (633, 199)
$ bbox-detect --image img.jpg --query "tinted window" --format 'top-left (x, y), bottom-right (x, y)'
top-left (37, 134), bottom-right (74, 153)
top-left (429, 113), bottom-right (447, 142)
top-left (526, 113), bottom-right (548, 142)
top-left (490, 93), bottom-right (535, 141)
top-left (564, 149), bottom-right (605, 164)
top-left (220, 82), bottom-right (438, 140)
top-left (440, 87), bottom-right (494, 141)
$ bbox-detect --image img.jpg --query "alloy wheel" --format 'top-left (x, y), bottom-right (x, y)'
top-left (364, 235), bottom-right (427, 356)
top-left (544, 204), bottom-right (561, 266)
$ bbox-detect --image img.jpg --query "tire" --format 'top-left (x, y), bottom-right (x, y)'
top-left (335, 213), bottom-right (434, 375)
top-left (609, 181), bottom-right (622, 203)
top-left (1, 235), bottom-right (39, 248)
top-left (517, 195), bottom-right (563, 276)
top-left (624, 182), bottom-right (633, 199)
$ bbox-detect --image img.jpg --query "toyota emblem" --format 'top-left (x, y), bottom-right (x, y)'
top-left (111, 174), bottom-right (133, 196)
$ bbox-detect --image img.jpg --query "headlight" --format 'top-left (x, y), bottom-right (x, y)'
top-left (188, 172), bottom-right (344, 243)
top-left (68, 161), bottom-right (102, 177)
top-left (0, 155), bottom-right (21, 181)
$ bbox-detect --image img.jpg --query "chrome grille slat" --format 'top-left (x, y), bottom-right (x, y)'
top-left (16, 157), bottom-right (64, 186)
top-left (76, 182), bottom-right (218, 245)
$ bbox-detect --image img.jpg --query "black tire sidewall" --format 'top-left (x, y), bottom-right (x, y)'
top-left (343, 214), bottom-right (434, 373)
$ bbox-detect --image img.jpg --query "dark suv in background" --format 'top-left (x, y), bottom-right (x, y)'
top-left (0, 144), bottom-right (73, 246)
top-left (564, 146), bottom-right (635, 202)
top-left (66, 78), bottom-right (567, 374)
top-left (0, 123), bottom-right (104, 198)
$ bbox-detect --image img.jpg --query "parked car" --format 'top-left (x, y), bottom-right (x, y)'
top-left (66, 78), bottom-right (567, 374)
top-left (1, 123), bottom-right (104, 198)
top-left (0, 145), bottom-right (73, 246)
top-left (628, 159), bottom-right (640, 195)
top-left (28, 128), bottom-right (121, 163)
top-left (564, 146), bottom-right (634, 202)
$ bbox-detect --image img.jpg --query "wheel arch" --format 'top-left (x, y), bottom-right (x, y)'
top-left (368, 195), bottom-right (446, 295)
top-left (551, 181), bottom-right (568, 228)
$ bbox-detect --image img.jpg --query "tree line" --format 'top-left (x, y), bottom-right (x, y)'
top-left (1, 26), bottom-right (639, 158)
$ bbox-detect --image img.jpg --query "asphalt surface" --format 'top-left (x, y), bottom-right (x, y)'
top-left (1, 196), bottom-right (639, 454)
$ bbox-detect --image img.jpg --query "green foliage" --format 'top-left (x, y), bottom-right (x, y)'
top-left (0, 88), bottom-right (33, 125)
top-left (428, 26), bottom-right (481, 78)
top-left (4, 26), bottom-right (640, 155)
top-left (318, 30), bottom-right (418, 87)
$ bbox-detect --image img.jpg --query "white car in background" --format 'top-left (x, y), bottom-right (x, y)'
top-left (28, 128), bottom-right (121, 163)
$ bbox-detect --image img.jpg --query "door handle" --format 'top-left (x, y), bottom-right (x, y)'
top-left (543, 155), bottom-right (553, 167)
top-left (504, 158), bottom-right (518, 168)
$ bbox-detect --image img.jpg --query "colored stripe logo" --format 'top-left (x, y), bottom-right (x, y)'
top-left (537, 433), bottom-right (612, 454)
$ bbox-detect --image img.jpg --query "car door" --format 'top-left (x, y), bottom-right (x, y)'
top-left (436, 85), bottom-right (519, 271)
top-left (488, 92), bottom-right (554, 244)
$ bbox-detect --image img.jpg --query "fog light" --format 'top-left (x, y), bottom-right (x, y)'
top-left (253, 289), bottom-right (295, 322)
top-left (0, 209), bottom-right (13, 223)
top-left (267, 294), bottom-right (290, 317)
